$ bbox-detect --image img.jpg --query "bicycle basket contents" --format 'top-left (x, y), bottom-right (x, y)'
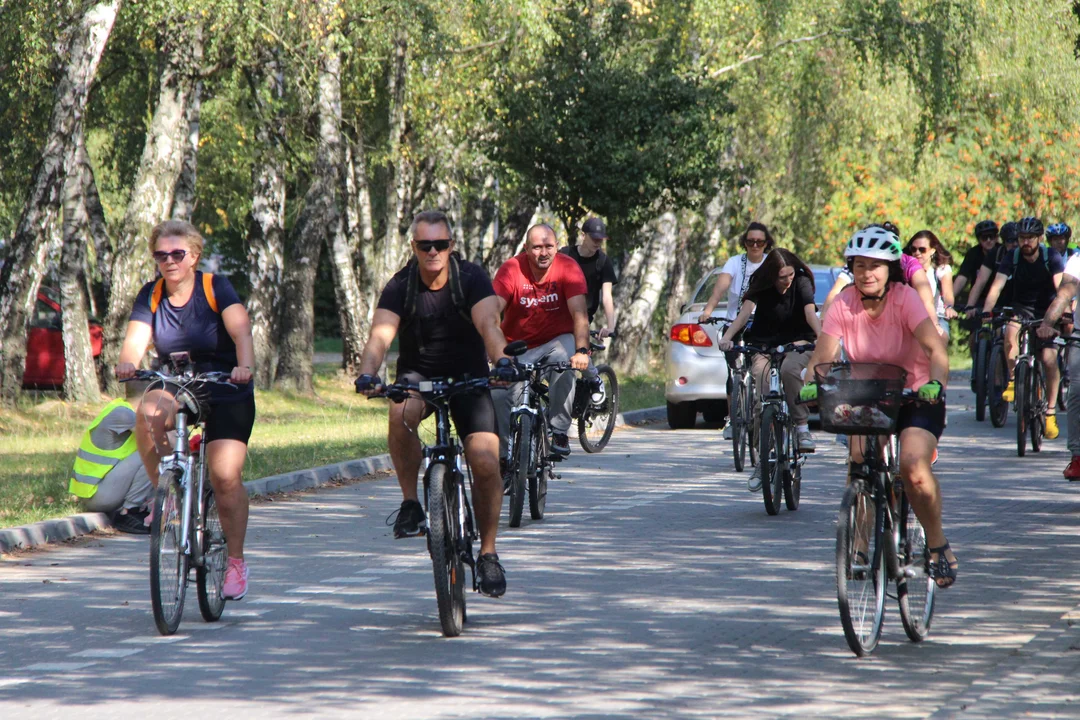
top-left (814, 362), bottom-right (907, 435)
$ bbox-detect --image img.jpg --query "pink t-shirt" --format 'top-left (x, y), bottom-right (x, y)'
top-left (821, 283), bottom-right (933, 390)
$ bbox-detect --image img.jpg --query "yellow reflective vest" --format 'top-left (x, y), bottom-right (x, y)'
top-left (69, 399), bottom-right (139, 499)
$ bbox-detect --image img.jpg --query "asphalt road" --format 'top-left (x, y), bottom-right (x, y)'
top-left (3, 387), bottom-right (1080, 719)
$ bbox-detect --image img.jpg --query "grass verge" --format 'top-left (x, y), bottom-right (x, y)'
top-left (0, 365), bottom-right (664, 528)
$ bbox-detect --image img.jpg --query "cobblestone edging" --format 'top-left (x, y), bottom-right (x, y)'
top-left (0, 405), bottom-right (666, 554)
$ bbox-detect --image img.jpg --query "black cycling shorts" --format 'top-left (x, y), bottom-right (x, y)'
top-left (396, 370), bottom-right (497, 437)
top-left (897, 398), bottom-right (946, 440)
top-left (205, 395), bottom-right (257, 444)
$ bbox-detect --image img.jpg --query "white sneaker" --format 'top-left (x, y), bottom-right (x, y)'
top-left (722, 421), bottom-right (733, 440)
top-left (747, 466), bottom-right (762, 492)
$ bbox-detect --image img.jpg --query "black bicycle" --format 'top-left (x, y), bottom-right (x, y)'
top-left (983, 308), bottom-right (1017, 428)
top-left (366, 375), bottom-right (489, 637)
top-left (123, 357), bottom-right (233, 635)
top-left (1011, 318), bottom-right (1054, 457)
top-left (735, 342), bottom-right (815, 515)
top-left (814, 361), bottom-right (937, 656)
top-left (503, 341), bottom-right (571, 527)
top-left (573, 331), bottom-right (620, 453)
top-left (702, 318), bottom-right (756, 473)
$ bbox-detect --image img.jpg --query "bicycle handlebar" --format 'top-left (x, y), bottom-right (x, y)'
top-left (367, 376), bottom-right (491, 404)
top-left (120, 369), bottom-right (238, 389)
top-left (730, 342), bottom-right (816, 356)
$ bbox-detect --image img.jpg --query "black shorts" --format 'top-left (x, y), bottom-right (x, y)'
top-left (396, 370), bottom-right (497, 437)
top-left (897, 398), bottom-right (946, 440)
top-left (205, 395), bottom-right (257, 444)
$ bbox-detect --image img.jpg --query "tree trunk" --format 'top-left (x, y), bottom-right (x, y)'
top-left (274, 41), bottom-right (342, 393)
top-left (101, 18), bottom-right (202, 391)
top-left (246, 62), bottom-right (286, 388)
top-left (60, 133), bottom-right (103, 404)
top-left (84, 144), bottom-right (111, 319)
top-left (0, 0), bottom-right (119, 402)
top-left (483, 195), bottom-right (537, 274)
top-left (381, 33), bottom-right (410, 279)
top-left (170, 75), bottom-right (202, 221)
top-left (609, 212), bottom-right (680, 376)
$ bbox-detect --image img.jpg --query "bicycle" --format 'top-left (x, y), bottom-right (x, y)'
top-left (122, 357), bottom-right (233, 636)
top-left (503, 341), bottom-right (572, 528)
top-left (981, 307), bottom-right (1017, 429)
top-left (814, 361), bottom-right (937, 656)
top-left (702, 317), bottom-right (756, 473)
top-left (573, 330), bottom-right (620, 453)
top-left (734, 341), bottom-right (815, 515)
top-left (365, 375), bottom-right (490, 637)
top-left (1008, 317), bottom-right (1056, 457)
top-left (965, 304), bottom-right (994, 422)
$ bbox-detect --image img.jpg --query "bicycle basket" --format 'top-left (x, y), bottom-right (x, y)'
top-left (814, 362), bottom-right (907, 435)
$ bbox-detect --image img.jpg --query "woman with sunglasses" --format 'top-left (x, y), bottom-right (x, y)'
top-left (117, 220), bottom-right (256, 602)
top-left (905, 230), bottom-right (956, 338)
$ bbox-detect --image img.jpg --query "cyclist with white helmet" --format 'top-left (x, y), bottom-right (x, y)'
top-left (801, 225), bottom-right (957, 589)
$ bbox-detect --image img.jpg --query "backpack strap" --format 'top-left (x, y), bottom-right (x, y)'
top-left (202, 272), bottom-right (218, 313)
top-left (403, 258), bottom-right (420, 320)
top-left (447, 253), bottom-right (473, 325)
top-left (149, 278), bottom-right (165, 314)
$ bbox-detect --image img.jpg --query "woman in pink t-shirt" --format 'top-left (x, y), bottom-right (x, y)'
top-left (802, 225), bottom-right (958, 589)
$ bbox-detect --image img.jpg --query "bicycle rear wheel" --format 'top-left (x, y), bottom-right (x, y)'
top-left (426, 462), bottom-right (465, 637)
top-left (974, 335), bottom-right (989, 422)
top-left (990, 345), bottom-right (1009, 428)
top-left (731, 380), bottom-right (745, 472)
top-left (897, 490), bottom-right (936, 642)
top-left (508, 415), bottom-right (530, 527)
top-left (1015, 362), bottom-right (1028, 457)
top-left (1031, 363), bottom-right (1046, 453)
top-left (196, 489), bottom-right (227, 622)
top-left (529, 461), bottom-right (550, 520)
top-left (760, 406), bottom-right (784, 516)
top-left (150, 469), bottom-right (188, 636)
top-left (578, 365), bottom-right (618, 453)
top-left (784, 439), bottom-right (801, 511)
top-left (836, 479), bottom-right (885, 656)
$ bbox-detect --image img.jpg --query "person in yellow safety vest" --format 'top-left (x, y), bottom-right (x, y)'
top-left (70, 398), bottom-right (153, 535)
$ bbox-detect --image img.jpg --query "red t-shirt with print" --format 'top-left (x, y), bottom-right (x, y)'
top-left (493, 253), bottom-right (588, 347)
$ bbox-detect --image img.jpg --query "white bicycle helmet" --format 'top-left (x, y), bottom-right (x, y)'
top-left (844, 225), bottom-right (903, 261)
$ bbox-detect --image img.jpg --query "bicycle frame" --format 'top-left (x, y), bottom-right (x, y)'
top-left (849, 434), bottom-right (903, 580)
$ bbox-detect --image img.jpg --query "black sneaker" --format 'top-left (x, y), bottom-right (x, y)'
top-left (390, 499), bottom-right (427, 539)
top-left (551, 433), bottom-right (571, 457)
top-left (111, 508), bottom-right (150, 535)
top-left (476, 553), bottom-right (506, 598)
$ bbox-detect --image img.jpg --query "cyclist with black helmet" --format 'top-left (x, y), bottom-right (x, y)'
top-left (981, 216), bottom-right (1065, 438)
top-left (954, 219), bottom-right (1001, 303)
top-left (801, 225), bottom-right (957, 589)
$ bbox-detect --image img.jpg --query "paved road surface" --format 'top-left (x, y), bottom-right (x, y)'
top-left (3, 389), bottom-right (1080, 719)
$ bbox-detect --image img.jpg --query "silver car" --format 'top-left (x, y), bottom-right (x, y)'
top-left (665, 264), bottom-right (845, 429)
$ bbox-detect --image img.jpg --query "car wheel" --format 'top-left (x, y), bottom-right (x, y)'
top-left (700, 400), bottom-right (729, 424)
top-left (666, 401), bottom-right (697, 429)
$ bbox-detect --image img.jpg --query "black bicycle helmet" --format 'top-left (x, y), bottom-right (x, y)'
top-left (1047, 222), bottom-right (1071, 241)
top-left (1017, 216), bottom-right (1044, 236)
top-left (974, 219), bottom-right (999, 238)
top-left (1000, 221), bottom-right (1019, 244)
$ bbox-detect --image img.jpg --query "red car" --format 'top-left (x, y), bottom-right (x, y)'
top-left (23, 287), bottom-right (104, 388)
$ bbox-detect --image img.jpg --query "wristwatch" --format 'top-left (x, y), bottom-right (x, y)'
top-left (576, 347), bottom-right (590, 355)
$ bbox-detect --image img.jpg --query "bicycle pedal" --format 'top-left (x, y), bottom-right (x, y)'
top-left (555, 474), bottom-right (562, 479)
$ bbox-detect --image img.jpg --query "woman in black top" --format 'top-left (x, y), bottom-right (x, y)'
top-left (719, 249), bottom-right (821, 479)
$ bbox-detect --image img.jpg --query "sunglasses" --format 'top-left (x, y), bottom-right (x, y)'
top-left (744, 238), bottom-right (767, 247)
top-left (152, 249), bottom-right (189, 264)
top-left (415, 239), bottom-right (451, 253)
top-left (911, 246), bottom-right (931, 254)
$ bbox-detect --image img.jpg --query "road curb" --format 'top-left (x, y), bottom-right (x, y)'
top-left (0, 405), bottom-right (667, 554)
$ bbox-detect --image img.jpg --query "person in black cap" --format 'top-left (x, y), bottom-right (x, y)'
top-left (559, 217), bottom-right (618, 337)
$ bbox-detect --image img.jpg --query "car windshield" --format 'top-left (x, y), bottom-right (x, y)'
top-left (691, 270), bottom-right (721, 304)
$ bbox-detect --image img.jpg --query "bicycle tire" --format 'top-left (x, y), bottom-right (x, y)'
top-left (990, 344), bottom-right (1009, 428)
top-left (150, 470), bottom-right (188, 636)
top-left (896, 490), bottom-right (935, 642)
top-left (1016, 362), bottom-right (1028, 457)
top-left (508, 415), bottom-right (530, 527)
top-left (529, 462), bottom-right (549, 520)
top-left (974, 335), bottom-right (989, 422)
top-left (836, 479), bottom-right (886, 656)
top-left (426, 462), bottom-right (465, 637)
top-left (196, 489), bottom-right (227, 622)
top-left (784, 436), bottom-right (801, 511)
top-left (760, 406), bottom-right (784, 516)
top-left (731, 380), bottom-right (745, 472)
top-left (578, 365), bottom-right (619, 453)
top-left (1059, 345), bottom-right (1069, 412)
top-left (1031, 363), bottom-right (1046, 453)
top-left (746, 382), bottom-right (759, 468)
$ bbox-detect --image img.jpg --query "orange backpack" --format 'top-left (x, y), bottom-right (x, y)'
top-left (149, 272), bottom-right (219, 314)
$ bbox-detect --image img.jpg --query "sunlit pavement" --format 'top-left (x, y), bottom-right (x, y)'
top-left (3, 385), bottom-right (1080, 719)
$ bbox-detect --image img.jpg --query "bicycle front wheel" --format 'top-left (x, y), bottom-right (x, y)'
top-left (1031, 363), bottom-right (1046, 453)
top-left (784, 441), bottom-right (801, 511)
top-left (746, 383), bottom-right (759, 468)
top-left (990, 344), bottom-right (1009, 427)
top-left (760, 406), bottom-right (784, 516)
top-left (731, 380), bottom-right (745, 472)
top-left (508, 415), bottom-right (530, 527)
top-left (150, 470), bottom-right (189, 636)
top-left (897, 490), bottom-right (936, 642)
top-left (529, 462), bottom-right (549, 520)
top-left (578, 365), bottom-right (619, 453)
top-left (974, 335), bottom-right (989, 422)
top-left (196, 489), bottom-right (227, 622)
top-left (1015, 362), bottom-right (1028, 457)
top-left (426, 462), bottom-right (465, 637)
top-left (836, 479), bottom-right (885, 656)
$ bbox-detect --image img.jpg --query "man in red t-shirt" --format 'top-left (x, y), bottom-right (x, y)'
top-left (493, 223), bottom-right (591, 456)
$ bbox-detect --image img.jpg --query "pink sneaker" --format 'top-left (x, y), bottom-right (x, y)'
top-left (223, 557), bottom-right (249, 600)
